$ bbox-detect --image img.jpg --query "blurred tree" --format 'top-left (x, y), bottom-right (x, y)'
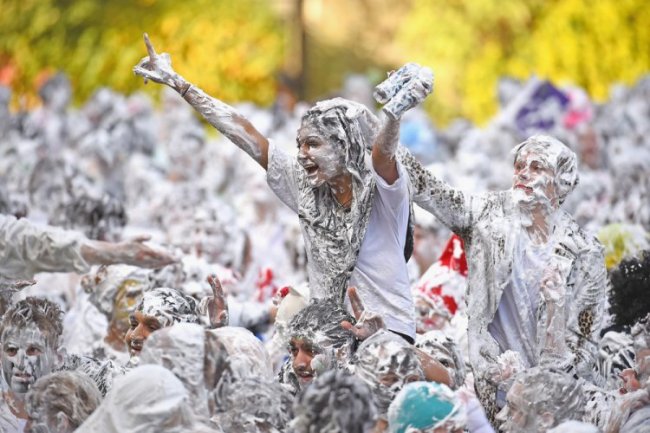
top-left (397, 0), bottom-right (650, 125)
top-left (0, 0), bottom-right (286, 108)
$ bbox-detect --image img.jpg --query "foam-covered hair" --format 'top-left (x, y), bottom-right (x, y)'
top-left (514, 367), bottom-right (585, 425)
top-left (512, 135), bottom-right (579, 205)
top-left (26, 371), bottom-right (102, 430)
top-left (415, 331), bottom-right (465, 390)
top-left (286, 297), bottom-right (355, 350)
top-left (290, 369), bottom-right (376, 433)
top-left (0, 297), bottom-right (63, 348)
top-left (300, 98), bottom-right (379, 184)
top-left (135, 287), bottom-right (200, 328)
top-left (212, 376), bottom-right (293, 433)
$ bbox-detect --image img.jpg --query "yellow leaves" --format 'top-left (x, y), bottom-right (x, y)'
top-left (1, 0), bottom-right (285, 110)
top-left (396, 0), bottom-right (650, 125)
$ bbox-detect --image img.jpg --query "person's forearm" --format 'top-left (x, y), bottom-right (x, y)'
top-left (372, 115), bottom-right (400, 184)
top-left (80, 240), bottom-right (122, 266)
top-left (416, 348), bottom-right (452, 386)
top-left (177, 77), bottom-right (269, 168)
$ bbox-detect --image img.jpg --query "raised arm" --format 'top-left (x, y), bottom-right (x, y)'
top-left (372, 64), bottom-right (476, 235)
top-left (133, 33), bottom-right (270, 169)
top-left (372, 64), bottom-right (433, 184)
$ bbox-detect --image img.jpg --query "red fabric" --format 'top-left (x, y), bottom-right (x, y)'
top-left (415, 234), bottom-right (468, 316)
top-left (255, 267), bottom-right (278, 302)
top-left (437, 234), bottom-right (468, 276)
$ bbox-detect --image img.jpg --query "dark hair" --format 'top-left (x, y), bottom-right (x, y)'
top-left (287, 297), bottom-right (355, 350)
top-left (609, 250), bottom-right (650, 328)
top-left (292, 370), bottom-right (375, 433)
top-left (0, 297), bottom-right (63, 348)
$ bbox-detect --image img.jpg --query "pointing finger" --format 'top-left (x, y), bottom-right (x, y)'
top-left (144, 33), bottom-right (157, 60)
top-left (347, 287), bottom-right (365, 320)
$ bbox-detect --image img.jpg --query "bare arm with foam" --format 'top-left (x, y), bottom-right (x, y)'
top-left (133, 33), bottom-right (269, 169)
top-left (80, 235), bottom-right (176, 269)
top-left (372, 64), bottom-right (433, 184)
top-left (372, 116), bottom-right (400, 184)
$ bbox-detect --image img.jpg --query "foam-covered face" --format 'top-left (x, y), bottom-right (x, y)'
top-left (496, 382), bottom-right (537, 433)
top-left (125, 310), bottom-right (161, 357)
top-left (512, 149), bottom-right (557, 209)
top-left (296, 123), bottom-right (347, 188)
top-left (289, 337), bottom-right (316, 386)
top-left (1, 325), bottom-right (57, 394)
top-left (355, 333), bottom-right (424, 416)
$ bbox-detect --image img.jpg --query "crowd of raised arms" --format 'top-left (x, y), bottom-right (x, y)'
top-left (0, 34), bottom-right (648, 433)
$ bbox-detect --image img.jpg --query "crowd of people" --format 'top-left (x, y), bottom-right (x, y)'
top-left (0, 34), bottom-right (648, 432)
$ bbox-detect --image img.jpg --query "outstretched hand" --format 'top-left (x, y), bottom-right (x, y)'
top-left (373, 63), bottom-right (434, 119)
top-left (5, 279), bottom-right (36, 293)
top-left (204, 274), bottom-right (229, 328)
top-left (116, 235), bottom-right (177, 269)
top-left (340, 287), bottom-right (385, 341)
top-left (133, 33), bottom-right (180, 89)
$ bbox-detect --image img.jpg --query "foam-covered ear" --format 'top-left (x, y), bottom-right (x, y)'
top-left (55, 411), bottom-right (70, 432)
top-left (540, 411), bottom-right (555, 429)
top-left (55, 346), bottom-right (66, 368)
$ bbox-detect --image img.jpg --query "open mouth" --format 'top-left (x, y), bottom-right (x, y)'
top-left (303, 164), bottom-right (318, 176)
top-left (295, 371), bottom-right (314, 384)
top-left (13, 372), bottom-right (32, 382)
top-left (129, 342), bottom-right (143, 355)
top-left (515, 184), bottom-right (533, 193)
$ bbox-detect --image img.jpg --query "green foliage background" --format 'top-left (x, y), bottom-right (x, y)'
top-left (1, 0), bottom-right (648, 125)
top-left (0, 0), bottom-right (286, 108)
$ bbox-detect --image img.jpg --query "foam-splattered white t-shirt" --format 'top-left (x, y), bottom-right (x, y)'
top-left (266, 143), bottom-right (415, 338)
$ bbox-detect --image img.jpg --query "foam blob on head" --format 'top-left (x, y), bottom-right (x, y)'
top-left (497, 367), bottom-right (585, 433)
top-left (209, 326), bottom-right (274, 380)
top-left (25, 371), bottom-right (102, 433)
top-left (290, 369), bottom-right (376, 433)
top-left (139, 323), bottom-right (210, 418)
top-left (547, 420), bottom-right (601, 433)
top-left (352, 330), bottom-right (424, 418)
top-left (211, 376), bottom-right (293, 433)
top-left (75, 365), bottom-right (196, 433)
top-left (135, 287), bottom-right (200, 328)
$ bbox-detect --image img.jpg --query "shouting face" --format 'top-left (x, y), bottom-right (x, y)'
top-left (1, 325), bottom-right (57, 394)
top-left (296, 123), bottom-right (347, 188)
